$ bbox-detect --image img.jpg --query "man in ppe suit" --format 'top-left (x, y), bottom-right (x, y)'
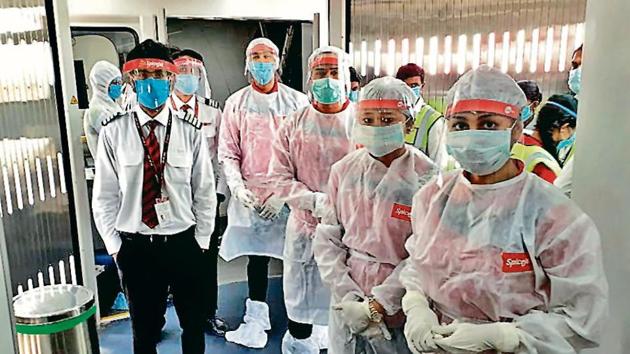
top-left (218, 37), bottom-right (310, 348)
top-left (83, 60), bottom-right (123, 157)
top-left (268, 46), bottom-right (356, 353)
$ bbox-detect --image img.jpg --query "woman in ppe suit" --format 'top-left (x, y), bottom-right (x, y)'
top-left (83, 60), bottom-right (123, 157)
top-left (313, 76), bottom-right (437, 354)
top-left (219, 37), bottom-right (310, 348)
top-left (268, 46), bottom-right (355, 354)
top-left (401, 65), bottom-right (608, 354)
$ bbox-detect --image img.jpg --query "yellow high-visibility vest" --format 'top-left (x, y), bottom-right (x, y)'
top-left (511, 143), bottom-right (562, 175)
top-left (405, 104), bottom-right (443, 154)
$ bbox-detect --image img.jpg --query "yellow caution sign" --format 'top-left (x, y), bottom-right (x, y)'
top-left (70, 96), bottom-right (78, 105)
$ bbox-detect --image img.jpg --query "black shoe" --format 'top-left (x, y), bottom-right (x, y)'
top-left (205, 316), bottom-right (230, 337)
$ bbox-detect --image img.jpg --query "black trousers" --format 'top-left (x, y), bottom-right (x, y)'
top-left (116, 227), bottom-right (207, 354)
top-left (288, 320), bottom-right (313, 339)
top-left (247, 255), bottom-right (271, 302)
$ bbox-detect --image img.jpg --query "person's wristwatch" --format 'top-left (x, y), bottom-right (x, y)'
top-left (367, 297), bottom-right (384, 323)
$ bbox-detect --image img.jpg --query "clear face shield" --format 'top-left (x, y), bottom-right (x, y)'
top-left (107, 76), bottom-right (123, 102)
top-left (244, 41), bottom-right (279, 86)
top-left (444, 99), bottom-right (523, 177)
top-left (174, 56), bottom-right (210, 98)
top-left (307, 48), bottom-right (351, 105)
top-left (353, 99), bottom-right (413, 157)
top-left (122, 58), bottom-right (178, 109)
top-left (357, 101), bottom-right (413, 127)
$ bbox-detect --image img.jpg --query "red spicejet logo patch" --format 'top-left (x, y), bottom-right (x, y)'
top-left (501, 252), bottom-right (533, 273)
top-left (391, 203), bottom-right (412, 222)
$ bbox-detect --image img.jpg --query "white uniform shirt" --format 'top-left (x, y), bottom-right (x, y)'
top-left (92, 105), bottom-right (217, 254)
top-left (170, 94), bottom-right (229, 197)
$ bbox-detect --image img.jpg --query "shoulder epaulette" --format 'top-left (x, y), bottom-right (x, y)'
top-left (101, 111), bottom-right (125, 126)
top-left (200, 96), bottom-right (220, 109)
top-left (178, 112), bottom-right (202, 130)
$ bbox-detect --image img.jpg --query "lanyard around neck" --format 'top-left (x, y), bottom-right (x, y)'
top-left (133, 111), bottom-right (172, 187)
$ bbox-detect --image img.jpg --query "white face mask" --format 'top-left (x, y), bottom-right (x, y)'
top-left (446, 129), bottom-right (513, 176)
top-left (353, 123), bottom-right (406, 157)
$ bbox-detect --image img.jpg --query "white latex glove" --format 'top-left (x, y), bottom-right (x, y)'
top-left (433, 321), bottom-right (521, 354)
top-left (258, 194), bottom-right (284, 220)
top-left (312, 192), bottom-right (328, 218)
top-left (333, 300), bottom-right (371, 334)
top-left (402, 291), bottom-right (439, 353)
top-left (233, 186), bottom-right (259, 209)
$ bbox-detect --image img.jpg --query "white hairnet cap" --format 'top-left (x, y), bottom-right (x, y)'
top-left (306, 45), bottom-right (352, 104)
top-left (446, 64), bottom-right (527, 120)
top-left (89, 61), bottom-right (121, 96)
top-left (244, 37), bottom-right (280, 74)
top-left (359, 76), bottom-right (417, 119)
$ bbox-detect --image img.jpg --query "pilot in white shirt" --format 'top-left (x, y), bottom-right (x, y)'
top-left (170, 92), bottom-right (228, 198)
top-left (169, 48), bottom-right (230, 337)
top-left (92, 39), bottom-right (215, 354)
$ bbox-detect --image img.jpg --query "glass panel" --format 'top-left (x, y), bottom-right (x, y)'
top-left (0, 0), bottom-right (77, 293)
top-left (349, 0), bottom-right (587, 111)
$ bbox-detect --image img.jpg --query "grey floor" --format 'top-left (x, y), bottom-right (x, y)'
top-left (98, 256), bottom-right (320, 354)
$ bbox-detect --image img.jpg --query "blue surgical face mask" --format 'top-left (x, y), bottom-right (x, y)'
top-left (108, 83), bottom-right (122, 101)
top-left (135, 78), bottom-right (171, 109)
top-left (352, 123), bottom-right (406, 157)
top-left (520, 105), bottom-right (533, 122)
top-left (249, 61), bottom-right (275, 86)
top-left (568, 67), bottom-right (581, 95)
top-left (556, 132), bottom-right (576, 156)
top-left (175, 74), bottom-right (200, 95)
top-left (411, 86), bottom-right (422, 100)
top-left (348, 90), bottom-right (359, 103)
top-left (311, 78), bottom-right (343, 104)
top-left (446, 128), bottom-right (513, 176)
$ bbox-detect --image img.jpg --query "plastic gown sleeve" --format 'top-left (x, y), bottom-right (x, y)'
top-left (427, 116), bottom-right (445, 161)
top-left (400, 188), bottom-right (432, 295)
top-left (92, 130), bottom-right (122, 255)
top-left (191, 132), bottom-right (217, 249)
top-left (313, 170), bottom-right (364, 302)
top-left (268, 117), bottom-right (317, 210)
top-left (513, 211), bottom-right (608, 353)
top-left (218, 100), bottom-right (246, 192)
top-left (370, 259), bottom-right (408, 315)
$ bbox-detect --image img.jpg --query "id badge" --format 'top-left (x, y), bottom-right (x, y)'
top-left (154, 197), bottom-right (174, 227)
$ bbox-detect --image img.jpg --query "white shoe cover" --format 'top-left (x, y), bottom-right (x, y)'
top-left (224, 299), bottom-right (270, 348)
top-left (243, 298), bottom-right (271, 330)
top-left (281, 331), bottom-right (319, 354)
top-left (312, 324), bottom-right (329, 350)
top-left (225, 322), bottom-right (268, 348)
